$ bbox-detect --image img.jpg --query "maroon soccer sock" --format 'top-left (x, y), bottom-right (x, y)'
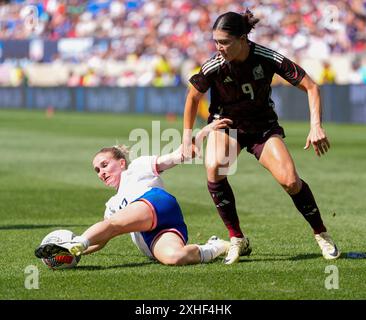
top-left (290, 179), bottom-right (327, 234)
top-left (207, 178), bottom-right (244, 238)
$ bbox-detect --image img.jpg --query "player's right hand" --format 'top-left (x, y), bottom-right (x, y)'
top-left (182, 130), bottom-right (195, 160)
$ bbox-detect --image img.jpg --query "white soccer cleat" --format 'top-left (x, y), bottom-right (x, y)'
top-left (224, 236), bottom-right (252, 265)
top-left (314, 232), bottom-right (340, 260)
top-left (206, 236), bottom-right (230, 256)
top-left (35, 241), bottom-right (86, 258)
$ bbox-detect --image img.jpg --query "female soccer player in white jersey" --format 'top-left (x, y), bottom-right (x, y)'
top-left (182, 10), bottom-right (340, 264)
top-left (35, 119), bottom-right (234, 266)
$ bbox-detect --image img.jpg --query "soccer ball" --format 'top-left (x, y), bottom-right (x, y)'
top-left (40, 229), bottom-right (81, 270)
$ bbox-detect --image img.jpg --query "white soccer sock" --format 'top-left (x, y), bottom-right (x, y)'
top-left (197, 242), bottom-right (225, 263)
top-left (72, 235), bottom-right (90, 249)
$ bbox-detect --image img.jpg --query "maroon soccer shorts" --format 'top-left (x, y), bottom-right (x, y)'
top-left (238, 124), bottom-right (285, 160)
top-left (208, 114), bottom-right (285, 160)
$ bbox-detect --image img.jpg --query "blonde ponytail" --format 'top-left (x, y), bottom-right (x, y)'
top-left (96, 144), bottom-right (130, 166)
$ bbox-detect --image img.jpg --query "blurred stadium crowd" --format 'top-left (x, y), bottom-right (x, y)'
top-left (0, 0), bottom-right (366, 87)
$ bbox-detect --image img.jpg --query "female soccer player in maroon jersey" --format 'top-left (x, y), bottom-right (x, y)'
top-left (182, 10), bottom-right (340, 264)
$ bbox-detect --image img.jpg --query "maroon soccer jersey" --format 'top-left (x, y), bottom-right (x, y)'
top-left (189, 41), bottom-right (306, 133)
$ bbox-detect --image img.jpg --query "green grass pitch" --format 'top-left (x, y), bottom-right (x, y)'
top-left (0, 108), bottom-right (365, 300)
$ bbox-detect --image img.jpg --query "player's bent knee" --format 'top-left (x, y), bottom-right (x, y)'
top-left (205, 163), bottom-right (226, 181)
top-left (205, 161), bottom-right (219, 173)
top-left (157, 248), bottom-right (187, 266)
top-left (281, 177), bottom-right (301, 194)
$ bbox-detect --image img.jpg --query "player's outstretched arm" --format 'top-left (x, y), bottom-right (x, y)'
top-left (156, 146), bottom-right (184, 172)
top-left (194, 118), bottom-right (233, 156)
top-left (156, 118), bottom-right (233, 172)
top-left (82, 241), bottom-right (108, 255)
top-left (297, 74), bottom-right (330, 157)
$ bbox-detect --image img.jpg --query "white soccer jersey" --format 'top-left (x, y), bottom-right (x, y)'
top-left (103, 155), bottom-right (164, 258)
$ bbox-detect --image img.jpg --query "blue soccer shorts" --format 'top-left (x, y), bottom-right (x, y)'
top-left (133, 188), bottom-right (188, 255)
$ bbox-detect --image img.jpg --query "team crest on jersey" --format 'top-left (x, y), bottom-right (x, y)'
top-left (253, 64), bottom-right (264, 80)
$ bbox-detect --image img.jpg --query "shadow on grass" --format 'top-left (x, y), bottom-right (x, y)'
top-left (0, 224), bottom-right (89, 230)
top-left (75, 261), bottom-right (155, 270)
top-left (289, 253), bottom-right (323, 261)
top-left (237, 253), bottom-right (322, 262)
top-left (254, 252), bottom-right (350, 261)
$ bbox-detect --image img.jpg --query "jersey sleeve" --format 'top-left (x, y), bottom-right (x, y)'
top-left (189, 71), bottom-right (211, 93)
top-left (274, 56), bottom-right (306, 86)
top-left (253, 43), bottom-right (305, 86)
top-left (189, 54), bottom-right (224, 93)
top-left (128, 156), bottom-right (159, 177)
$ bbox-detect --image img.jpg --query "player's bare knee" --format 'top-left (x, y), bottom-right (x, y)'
top-left (160, 255), bottom-right (179, 266)
top-left (205, 161), bottom-right (218, 173)
top-left (281, 177), bottom-right (301, 194)
top-left (160, 249), bottom-right (187, 266)
top-left (205, 167), bottom-right (217, 180)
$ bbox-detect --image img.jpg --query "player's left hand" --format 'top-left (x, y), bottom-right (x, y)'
top-left (194, 118), bottom-right (233, 158)
top-left (179, 142), bottom-right (198, 161)
top-left (304, 126), bottom-right (330, 157)
top-left (200, 118), bottom-right (233, 137)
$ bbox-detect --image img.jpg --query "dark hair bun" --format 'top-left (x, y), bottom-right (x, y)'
top-left (240, 9), bottom-right (260, 34)
top-left (213, 10), bottom-right (260, 37)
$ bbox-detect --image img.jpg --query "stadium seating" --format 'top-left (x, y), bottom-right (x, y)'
top-left (0, 0), bottom-right (365, 86)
